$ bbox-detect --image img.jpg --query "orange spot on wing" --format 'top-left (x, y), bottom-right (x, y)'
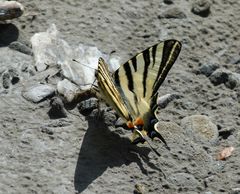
top-left (127, 121), bottom-right (134, 129)
top-left (134, 117), bottom-right (144, 126)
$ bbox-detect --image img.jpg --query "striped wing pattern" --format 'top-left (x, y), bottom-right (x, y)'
top-left (114, 40), bottom-right (182, 121)
top-left (96, 58), bottom-right (132, 122)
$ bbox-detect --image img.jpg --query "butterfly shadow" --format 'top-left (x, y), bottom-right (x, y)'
top-left (74, 117), bottom-right (164, 193)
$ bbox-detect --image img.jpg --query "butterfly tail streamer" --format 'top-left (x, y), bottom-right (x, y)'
top-left (132, 129), bottom-right (161, 157)
top-left (145, 140), bottom-right (161, 157)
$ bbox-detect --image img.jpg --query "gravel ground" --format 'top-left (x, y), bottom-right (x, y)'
top-left (0, 0), bottom-right (240, 193)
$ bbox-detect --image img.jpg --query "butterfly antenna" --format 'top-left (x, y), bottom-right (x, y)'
top-left (72, 58), bottom-right (99, 90)
top-left (72, 59), bottom-right (97, 71)
top-left (153, 129), bottom-right (171, 151)
top-left (91, 77), bottom-right (98, 88)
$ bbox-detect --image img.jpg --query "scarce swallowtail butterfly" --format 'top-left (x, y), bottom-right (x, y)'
top-left (94, 39), bottom-right (181, 151)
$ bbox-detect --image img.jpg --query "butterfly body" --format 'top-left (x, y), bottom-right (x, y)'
top-left (95, 40), bottom-right (181, 145)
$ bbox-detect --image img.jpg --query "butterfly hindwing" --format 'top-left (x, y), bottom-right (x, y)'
top-left (114, 40), bottom-right (182, 120)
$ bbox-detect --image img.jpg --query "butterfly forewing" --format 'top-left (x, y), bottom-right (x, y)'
top-left (152, 40), bottom-right (182, 97)
top-left (96, 58), bottom-right (132, 122)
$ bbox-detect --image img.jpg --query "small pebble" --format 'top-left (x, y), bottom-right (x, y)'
top-left (159, 7), bottom-right (186, 19)
top-left (209, 69), bottom-right (229, 86)
top-left (192, 0), bottom-right (211, 17)
top-left (9, 41), bottom-right (33, 56)
top-left (57, 79), bottom-right (80, 103)
top-left (41, 126), bottom-right (54, 135)
top-left (134, 183), bottom-right (145, 194)
top-left (48, 97), bottom-right (67, 119)
top-left (216, 146), bottom-right (234, 160)
top-left (22, 84), bottom-right (55, 103)
top-left (163, 0), bottom-right (174, 4)
top-left (226, 73), bottom-right (240, 89)
top-left (78, 97), bottom-right (99, 116)
top-left (8, 68), bottom-right (19, 85)
top-left (2, 71), bottom-right (10, 89)
top-left (209, 69), bottom-right (240, 89)
top-left (198, 63), bottom-right (219, 77)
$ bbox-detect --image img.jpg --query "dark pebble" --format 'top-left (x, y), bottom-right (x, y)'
top-left (163, 0), bottom-right (173, 4)
top-left (41, 126), bottom-right (54, 135)
top-left (78, 97), bottom-right (99, 116)
top-left (226, 73), bottom-right (240, 89)
top-left (48, 97), bottom-right (67, 119)
top-left (8, 68), bottom-right (20, 84)
top-left (199, 63), bottom-right (219, 77)
top-left (209, 69), bottom-right (229, 86)
top-left (192, 0), bottom-right (211, 17)
top-left (209, 69), bottom-right (240, 89)
top-left (2, 71), bottom-right (10, 89)
top-left (9, 41), bottom-right (33, 56)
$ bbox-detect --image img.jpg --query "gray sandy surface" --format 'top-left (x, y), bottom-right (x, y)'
top-left (0, 0), bottom-right (240, 193)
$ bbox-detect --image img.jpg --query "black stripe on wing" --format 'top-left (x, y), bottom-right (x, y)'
top-left (132, 56), bottom-right (137, 72)
top-left (123, 62), bottom-right (134, 92)
top-left (152, 40), bottom-right (181, 97)
top-left (115, 69), bottom-right (120, 86)
top-left (97, 58), bottom-right (133, 121)
top-left (143, 48), bottom-right (151, 97)
top-left (151, 44), bottom-right (157, 67)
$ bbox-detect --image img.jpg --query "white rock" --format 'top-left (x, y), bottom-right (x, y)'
top-left (61, 44), bottom-right (120, 91)
top-left (62, 44), bottom-right (103, 90)
top-left (31, 24), bottom-right (121, 102)
top-left (57, 79), bottom-right (79, 103)
top-left (31, 24), bottom-right (73, 72)
top-left (22, 84), bottom-right (55, 103)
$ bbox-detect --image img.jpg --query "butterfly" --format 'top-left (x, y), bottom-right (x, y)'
top-left (93, 39), bottom-right (181, 152)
